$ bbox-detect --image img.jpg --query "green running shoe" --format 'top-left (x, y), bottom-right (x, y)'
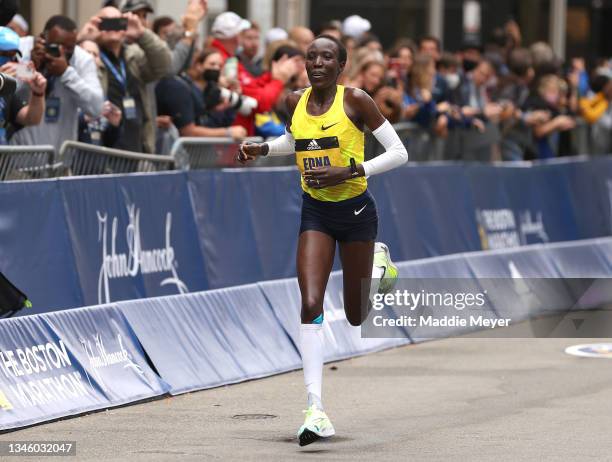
top-left (297, 405), bottom-right (335, 446)
top-left (374, 242), bottom-right (398, 294)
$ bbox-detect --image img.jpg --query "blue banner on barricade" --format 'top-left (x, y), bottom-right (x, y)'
top-left (369, 165), bottom-right (482, 259)
top-left (0, 304), bottom-right (166, 431)
top-left (187, 169), bottom-right (303, 288)
top-left (2, 158), bottom-right (612, 314)
top-left (60, 173), bottom-right (207, 308)
top-left (258, 275), bottom-right (409, 365)
top-left (42, 304), bottom-right (169, 403)
top-left (0, 181), bottom-right (83, 315)
top-left (118, 284), bottom-right (301, 395)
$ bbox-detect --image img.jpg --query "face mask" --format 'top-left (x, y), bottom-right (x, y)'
top-left (203, 68), bottom-right (220, 82)
top-left (544, 94), bottom-right (559, 106)
top-left (463, 58), bottom-right (478, 72)
top-left (445, 73), bottom-right (460, 89)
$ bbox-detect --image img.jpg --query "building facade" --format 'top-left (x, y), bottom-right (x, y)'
top-left (21, 0), bottom-right (612, 61)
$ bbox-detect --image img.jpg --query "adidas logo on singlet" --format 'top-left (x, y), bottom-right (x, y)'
top-left (307, 139), bottom-right (321, 151)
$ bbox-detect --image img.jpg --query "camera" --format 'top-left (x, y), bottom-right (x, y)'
top-left (203, 81), bottom-right (258, 116)
top-left (45, 43), bottom-right (61, 58)
top-left (99, 17), bottom-right (128, 32)
top-left (0, 72), bottom-right (17, 98)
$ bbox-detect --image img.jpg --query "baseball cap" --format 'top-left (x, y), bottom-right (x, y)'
top-left (265, 27), bottom-right (288, 44)
top-left (212, 12), bottom-right (251, 39)
top-left (342, 15), bottom-right (371, 39)
top-left (10, 14), bottom-right (29, 33)
top-left (0, 26), bottom-right (21, 53)
top-left (121, 0), bottom-right (154, 14)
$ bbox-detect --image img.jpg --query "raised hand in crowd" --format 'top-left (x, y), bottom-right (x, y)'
top-left (182, 0), bottom-right (208, 34)
top-left (124, 12), bottom-right (145, 43)
top-left (271, 54), bottom-right (303, 84)
top-left (77, 16), bottom-right (101, 42)
top-left (102, 101), bottom-right (122, 127)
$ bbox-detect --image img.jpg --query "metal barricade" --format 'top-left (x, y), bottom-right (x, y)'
top-left (365, 122), bottom-right (446, 162)
top-left (171, 137), bottom-right (295, 169)
top-left (0, 145), bottom-right (57, 181)
top-left (57, 141), bottom-right (174, 176)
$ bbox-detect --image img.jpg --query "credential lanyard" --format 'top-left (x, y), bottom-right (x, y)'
top-left (101, 52), bottom-right (127, 92)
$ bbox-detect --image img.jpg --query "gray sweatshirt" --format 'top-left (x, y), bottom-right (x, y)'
top-left (11, 46), bottom-right (104, 151)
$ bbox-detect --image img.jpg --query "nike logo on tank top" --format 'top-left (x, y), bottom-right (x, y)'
top-left (290, 85), bottom-right (367, 202)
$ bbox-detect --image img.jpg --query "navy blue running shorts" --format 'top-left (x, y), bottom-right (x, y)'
top-left (300, 190), bottom-right (378, 242)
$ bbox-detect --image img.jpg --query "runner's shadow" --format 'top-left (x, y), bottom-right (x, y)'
top-left (273, 435), bottom-right (353, 445)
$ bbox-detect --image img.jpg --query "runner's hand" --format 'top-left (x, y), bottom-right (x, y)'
top-left (238, 142), bottom-right (266, 163)
top-left (303, 166), bottom-right (350, 189)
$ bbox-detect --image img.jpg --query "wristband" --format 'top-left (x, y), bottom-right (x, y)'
top-left (349, 158), bottom-right (359, 178)
top-left (32, 91), bottom-right (45, 98)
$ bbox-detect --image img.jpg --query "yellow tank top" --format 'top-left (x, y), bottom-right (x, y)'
top-left (290, 85), bottom-right (367, 202)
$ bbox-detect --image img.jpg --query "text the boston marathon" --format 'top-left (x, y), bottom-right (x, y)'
top-left (0, 340), bottom-right (89, 407)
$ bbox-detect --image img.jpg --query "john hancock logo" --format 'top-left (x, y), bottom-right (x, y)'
top-left (97, 204), bottom-right (188, 304)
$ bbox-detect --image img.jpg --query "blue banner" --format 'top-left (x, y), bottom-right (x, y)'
top-left (119, 284), bottom-right (301, 395)
top-left (60, 173), bottom-right (207, 308)
top-left (1, 158), bottom-right (612, 314)
top-left (0, 304), bottom-right (166, 430)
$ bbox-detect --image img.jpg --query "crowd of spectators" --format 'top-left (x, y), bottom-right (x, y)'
top-left (0, 0), bottom-right (610, 161)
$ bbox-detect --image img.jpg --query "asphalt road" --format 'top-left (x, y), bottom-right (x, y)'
top-left (1, 329), bottom-right (611, 461)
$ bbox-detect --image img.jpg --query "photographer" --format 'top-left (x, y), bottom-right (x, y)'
top-left (0, 26), bottom-right (47, 144)
top-left (78, 6), bottom-right (171, 153)
top-left (10, 15), bottom-right (103, 150)
top-left (156, 48), bottom-right (247, 139)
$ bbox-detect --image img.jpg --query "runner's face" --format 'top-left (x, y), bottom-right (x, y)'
top-left (305, 38), bottom-right (344, 89)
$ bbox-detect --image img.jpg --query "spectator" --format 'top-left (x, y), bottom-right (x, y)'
top-left (418, 36), bottom-right (441, 62)
top-left (264, 27), bottom-right (288, 46)
top-left (11, 15), bottom-right (103, 151)
top-left (78, 39), bottom-right (122, 147)
top-left (238, 21), bottom-right (263, 76)
top-left (7, 14), bottom-right (27, 37)
top-left (357, 33), bottom-right (383, 54)
top-left (437, 52), bottom-right (461, 91)
top-left (210, 11), bottom-right (302, 135)
top-left (288, 26), bottom-right (314, 54)
top-left (79, 6), bottom-right (171, 153)
top-left (318, 20), bottom-right (342, 41)
top-left (496, 47), bottom-right (550, 160)
top-left (418, 35), bottom-right (449, 103)
top-left (352, 58), bottom-right (385, 97)
top-left (151, 0), bottom-right (206, 76)
top-left (254, 44), bottom-right (304, 137)
top-left (0, 26), bottom-right (47, 144)
top-left (342, 14), bottom-right (371, 40)
top-left (404, 53), bottom-right (438, 127)
top-left (527, 74), bottom-right (576, 159)
top-left (387, 38), bottom-right (415, 90)
top-left (156, 48), bottom-right (247, 139)
top-left (580, 74), bottom-right (612, 153)
top-left (121, 0), bottom-right (153, 28)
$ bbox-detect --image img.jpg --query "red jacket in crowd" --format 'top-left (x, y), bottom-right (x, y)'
top-left (211, 39), bottom-right (285, 136)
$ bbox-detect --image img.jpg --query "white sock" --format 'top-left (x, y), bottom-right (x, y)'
top-left (300, 323), bottom-right (324, 408)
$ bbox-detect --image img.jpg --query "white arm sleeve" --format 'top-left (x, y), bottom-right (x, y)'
top-left (361, 120), bottom-right (408, 176)
top-left (265, 131), bottom-right (296, 156)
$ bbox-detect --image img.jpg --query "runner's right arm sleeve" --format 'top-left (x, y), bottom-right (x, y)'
top-left (361, 120), bottom-right (408, 176)
top-left (264, 131), bottom-right (295, 156)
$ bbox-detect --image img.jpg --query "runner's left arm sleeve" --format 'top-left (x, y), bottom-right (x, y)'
top-left (361, 120), bottom-right (408, 176)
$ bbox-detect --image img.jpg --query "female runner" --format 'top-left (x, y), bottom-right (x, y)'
top-left (238, 35), bottom-right (408, 446)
